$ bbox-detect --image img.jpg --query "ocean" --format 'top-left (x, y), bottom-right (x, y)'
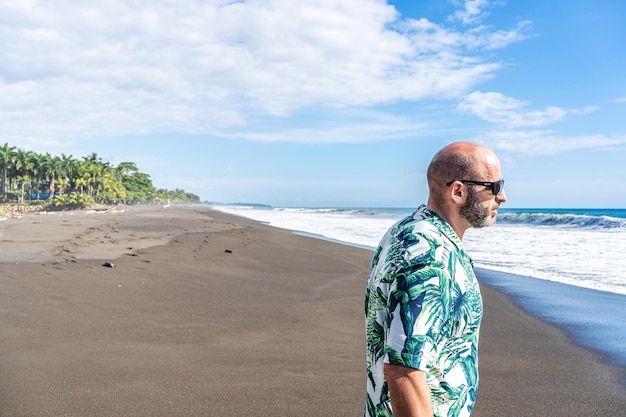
top-left (210, 205), bottom-right (626, 296)
top-left (210, 204), bottom-right (626, 370)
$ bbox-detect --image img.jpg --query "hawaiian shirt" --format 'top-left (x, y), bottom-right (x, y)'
top-left (364, 205), bottom-right (483, 417)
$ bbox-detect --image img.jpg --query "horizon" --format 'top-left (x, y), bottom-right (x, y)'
top-left (210, 202), bottom-right (626, 211)
top-left (2, 0), bottom-right (625, 208)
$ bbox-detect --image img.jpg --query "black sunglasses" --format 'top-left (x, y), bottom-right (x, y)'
top-left (446, 179), bottom-right (505, 196)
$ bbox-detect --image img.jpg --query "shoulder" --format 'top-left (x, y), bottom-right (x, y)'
top-left (374, 213), bottom-right (443, 270)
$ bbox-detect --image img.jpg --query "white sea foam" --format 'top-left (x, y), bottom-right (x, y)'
top-left (463, 224), bottom-right (626, 295)
top-left (211, 205), bottom-right (626, 296)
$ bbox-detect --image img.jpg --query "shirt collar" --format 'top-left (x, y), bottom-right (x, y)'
top-left (416, 204), bottom-right (464, 251)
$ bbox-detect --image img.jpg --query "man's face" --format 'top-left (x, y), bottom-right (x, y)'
top-left (459, 152), bottom-right (507, 228)
top-left (460, 182), bottom-right (503, 228)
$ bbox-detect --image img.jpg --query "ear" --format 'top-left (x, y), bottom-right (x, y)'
top-left (448, 181), bottom-right (466, 206)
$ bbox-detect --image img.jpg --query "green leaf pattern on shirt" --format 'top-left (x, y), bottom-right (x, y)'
top-left (365, 205), bottom-right (482, 417)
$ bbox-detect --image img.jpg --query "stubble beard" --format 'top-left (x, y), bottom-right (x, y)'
top-left (461, 186), bottom-right (497, 228)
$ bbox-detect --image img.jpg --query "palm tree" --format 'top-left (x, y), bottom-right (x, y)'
top-left (29, 152), bottom-right (46, 200)
top-left (86, 161), bottom-right (114, 202)
top-left (99, 172), bottom-right (126, 203)
top-left (60, 153), bottom-right (75, 192)
top-left (0, 143), bottom-right (16, 201)
top-left (56, 178), bottom-right (70, 196)
top-left (13, 149), bottom-right (34, 202)
top-left (82, 164), bottom-right (97, 198)
top-left (0, 143), bottom-right (199, 207)
top-left (82, 152), bottom-right (102, 165)
top-left (15, 175), bottom-right (31, 204)
top-left (43, 154), bottom-right (63, 200)
top-left (76, 177), bottom-right (88, 194)
top-left (13, 149), bottom-right (33, 176)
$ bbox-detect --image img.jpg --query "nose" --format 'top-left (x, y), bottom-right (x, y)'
top-left (496, 189), bottom-right (507, 203)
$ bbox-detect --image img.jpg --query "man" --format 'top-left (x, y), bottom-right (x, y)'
top-left (364, 142), bottom-right (507, 417)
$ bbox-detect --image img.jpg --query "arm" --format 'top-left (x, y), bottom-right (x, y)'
top-left (384, 363), bottom-right (434, 417)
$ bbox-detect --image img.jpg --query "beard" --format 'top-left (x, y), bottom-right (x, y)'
top-left (461, 186), bottom-right (497, 228)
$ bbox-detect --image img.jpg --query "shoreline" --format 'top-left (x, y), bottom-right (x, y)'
top-left (476, 268), bottom-right (626, 373)
top-left (0, 205), bottom-right (624, 416)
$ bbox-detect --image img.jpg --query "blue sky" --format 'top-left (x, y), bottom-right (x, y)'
top-left (1, 0), bottom-right (625, 208)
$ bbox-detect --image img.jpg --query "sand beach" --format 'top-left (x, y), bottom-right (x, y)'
top-left (0, 205), bottom-right (624, 416)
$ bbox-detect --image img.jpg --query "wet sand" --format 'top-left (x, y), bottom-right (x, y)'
top-left (0, 205), bottom-right (624, 416)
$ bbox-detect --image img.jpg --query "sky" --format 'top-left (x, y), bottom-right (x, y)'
top-left (1, 0), bottom-right (625, 208)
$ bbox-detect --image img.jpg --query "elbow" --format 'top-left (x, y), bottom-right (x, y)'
top-left (384, 363), bottom-right (411, 383)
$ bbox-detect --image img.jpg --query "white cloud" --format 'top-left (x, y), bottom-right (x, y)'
top-left (450, 0), bottom-right (493, 24)
top-left (468, 20), bottom-right (533, 49)
top-left (0, 0), bottom-right (529, 144)
top-left (402, 17), bottom-right (530, 52)
top-left (457, 91), bottom-right (594, 127)
top-left (478, 129), bottom-right (626, 155)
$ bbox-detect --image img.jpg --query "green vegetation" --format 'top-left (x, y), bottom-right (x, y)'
top-left (0, 143), bottom-right (200, 209)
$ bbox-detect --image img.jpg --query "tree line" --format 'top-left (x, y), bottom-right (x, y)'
top-left (0, 143), bottom-right (200, 207)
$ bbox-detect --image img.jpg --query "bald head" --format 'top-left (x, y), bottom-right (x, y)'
top-left (427, 142), bottom-right (498, 196)
top-left (425, 142), bottom-right (505, 238)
